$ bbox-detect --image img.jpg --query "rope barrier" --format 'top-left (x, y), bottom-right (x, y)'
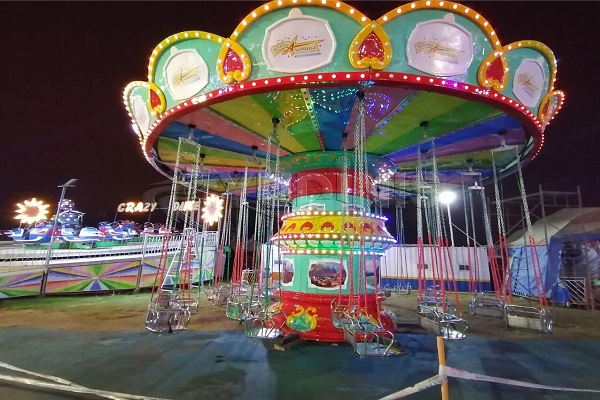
top-left (377, 337), bottom-right (600, 400)
top-left (0, 361), bottom-right (170, 400)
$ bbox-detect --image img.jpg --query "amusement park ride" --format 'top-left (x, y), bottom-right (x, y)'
top-left (122, 0), bottom-right (564, 354)
top-left (5, 199), bottom-right (141, 244)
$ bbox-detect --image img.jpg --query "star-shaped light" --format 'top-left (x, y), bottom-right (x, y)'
top-left (201, 194), bottom-right (224, 225)
top-left (15, 198), bottom-right (50, 224)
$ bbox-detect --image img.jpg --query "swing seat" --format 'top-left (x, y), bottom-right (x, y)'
top-left (381, 308), bottom-right (398, 328)
top-left (342, 315), bottom-right (399, 357)
top-left (330, 300), bottom-right (352, 329)
top-left (504, 305), bottom-right (553, 333)
top-left (269, 281), bottom-right (282, 301)
top-left (383, 284), bottom-right (392, 298)
top-left (418, 295), bottom-right (457, 315)
top-left (419, 305), bottom-right (468, 340)
top-left (210, 284), bottom-right (230, 306)
top-left (145, 300), bottom-right (191, 334)
top-left (153, 292), bottom-right (177, 308)
top-left (418, 286), bottom-right (444, 306)
top-left (244, 310), bottom-right (286, 340)
top-left (395, 283), bottom-right (412, 295)
top-left (177, 297), bottom-right (199, 315)
top-left (469, 292), bottom-right (505, 318)
top-left (225, 295), bottom-right (261, 321)
top-left (225, 295), bottom-right (247, 320)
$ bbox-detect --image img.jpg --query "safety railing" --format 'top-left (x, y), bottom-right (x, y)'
top-left (558, 277), bottom-right (588, 307)
top-left (0, 232), bottom-right (218, 268)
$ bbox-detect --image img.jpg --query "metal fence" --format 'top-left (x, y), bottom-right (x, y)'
top-left (0, 232), bottom-right (218, 269)
top-left (558, 277), bottom-right (588, 307)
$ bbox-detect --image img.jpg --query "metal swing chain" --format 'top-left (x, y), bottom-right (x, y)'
top-left (233, 165), bottom-right (250, 290)
top-left (355, 95), bottom-right (367, 201)
top-left (468, 180), bottom-right (484, 292)
top-left (272, 120), bottom-right (283, 292)
top-left (183, 145), bottom-right (202, 230)
top-left (462, 180), bottom-right (470, 247)
top-left (398, 175), bottom-right (407, 283)
top-left (514, 150), bottom-right (533, 233)
top-left (216, 187), bottom-right (232, 285)
top-left (465, 180), bottom-right (476, 293)
top-left (340, 131), bottom-right (352, 305)
top-left (491, 154), bottom-right (511, 299)
top-left (355, 95), bottom-right (370, 300)
top-left (416, 144), bottom-right (426, 298)
top-left (166, 138), bottom-right (184, 231)
top-left (491, 155), bottom-right (507, 239)
top-left (514, 148), bottom-right (546, 307)
top-left (259, 118), bottom-right (281, 301)
top-left (430, 139), bottom-right (443, 240)
top-left (479, 182), bottom-right (494, 248)
top-left (416, 148), bottom-right (424, 244)
top-left (221, 189), bottom-right (232, 252)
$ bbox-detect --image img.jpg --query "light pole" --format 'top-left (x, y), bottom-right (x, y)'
top-left (40, 178), bottom-right (78, 295)
top-left (439, 190), bottom-right (456, 247)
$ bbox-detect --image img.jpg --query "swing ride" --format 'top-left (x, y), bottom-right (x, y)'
top-left (123, 0), bottom-right (565, 346)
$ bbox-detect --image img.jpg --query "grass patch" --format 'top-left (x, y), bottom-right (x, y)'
top-left (0, 292), bottom-right (152, 312)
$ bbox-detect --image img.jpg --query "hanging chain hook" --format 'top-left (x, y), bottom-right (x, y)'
top-left (251, 145), bottom-right (258, 164)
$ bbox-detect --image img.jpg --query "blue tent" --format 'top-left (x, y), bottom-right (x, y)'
top-left (508, 208), bottom-right (600, 304)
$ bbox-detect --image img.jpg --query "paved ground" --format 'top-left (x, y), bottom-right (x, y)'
top-left (1, 293), bottom-right (599, 399)
top-left (0, 327), bottom-right (599, 400)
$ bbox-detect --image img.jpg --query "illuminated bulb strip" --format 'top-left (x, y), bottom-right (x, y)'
top-left (141, 71), bottom-right (554, 169)
top-left (122, 81), bottom-right (153, 142)
top-left (231, 0), bottom-right (370, 38)
top-left (373, 168), bottom-right (395, 184)
top-left (145, 71), bottom-right (545, 140)
top-left (271, 233), bottom-right (396, 242)
top-left (532, 91), bottom-right (564, 160)
top-left (281, 210), bottom-right (388, 220)
top-left (274, 238), bottom-right (392, 248)
top-left (300, 88), bottom-right (325, 150)
top-left (377, 73), bottom-right (543, 129)
top-left (280, 248), bottom-right (386, 256)
top-left (376, 1), bottom-right (502, 51)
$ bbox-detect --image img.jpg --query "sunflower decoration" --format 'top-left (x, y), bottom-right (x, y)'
top-left (15, 198), bottom-right (50, 225)
top-left (201, 194), bottom-right (224, 225)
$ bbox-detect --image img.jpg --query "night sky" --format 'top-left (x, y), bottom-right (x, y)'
top-left (1, 1), bottom-right (596, 230)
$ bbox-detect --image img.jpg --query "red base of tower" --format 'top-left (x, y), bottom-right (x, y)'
top-left (273, 291), bottom-right (396, 342)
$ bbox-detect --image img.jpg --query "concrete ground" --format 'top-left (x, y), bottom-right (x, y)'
top-left (0, 293), bottom-right (599, 399)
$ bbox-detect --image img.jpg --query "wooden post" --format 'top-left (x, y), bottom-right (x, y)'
top-left (436, 336), bottom-right (449, 400)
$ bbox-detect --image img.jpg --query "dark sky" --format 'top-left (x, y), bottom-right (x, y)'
top-left (1, 1), bottom-right (596, 229)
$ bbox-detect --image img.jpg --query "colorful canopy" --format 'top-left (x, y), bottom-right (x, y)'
top-left (123, 0), bottom-right (565, 198)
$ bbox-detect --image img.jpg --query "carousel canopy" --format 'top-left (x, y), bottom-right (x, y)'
top-left (123, 0), bottom-right (564, 199)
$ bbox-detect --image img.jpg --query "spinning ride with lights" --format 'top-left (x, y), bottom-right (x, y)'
top-left (124, 0), bottom-right (564, 344)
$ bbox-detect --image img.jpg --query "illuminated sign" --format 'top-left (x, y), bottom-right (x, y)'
top-left (117, 202), bottom-right (158, 213)
top-left (513, 58), bottom-right (545, 107)
top-left (164, 46), bottom-right (209, 100)
top-left (406, 14), bottom-right (473, 77)
top-left (262, 8), bottom-right (336, 73)
top-left (117, 200), bottom-right (206, 213)
top-left (173, 200), bottom-right (201, 211)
